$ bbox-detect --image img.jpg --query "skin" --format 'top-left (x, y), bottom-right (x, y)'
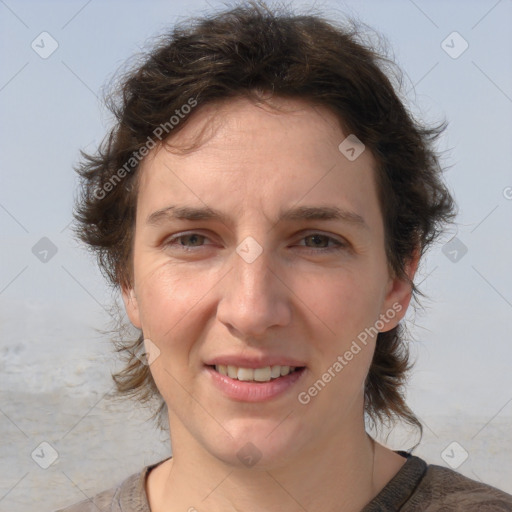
top-left (122, 96), bottom-right (419, 512)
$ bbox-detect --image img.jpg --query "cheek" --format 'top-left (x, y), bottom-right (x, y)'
top-left (299, 266), bottom-right (387, 402)
top-left (135, 261), bottom-right (204, 344)
top-left (135, 265), bottom-right (210, 404)
top-left (300, 273), bottom-right (382, 407)
top-left (305, 268), bottom-right (385, 340)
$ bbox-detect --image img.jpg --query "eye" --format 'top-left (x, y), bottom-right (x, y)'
top-left (297, 233), bottom-right (347, 253)
top-left (162, 232), bottom-right (348, 254)
top-left (163, 232), bottom-right (211, 251)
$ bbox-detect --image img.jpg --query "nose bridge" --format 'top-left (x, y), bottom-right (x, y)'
top-left (235, 238), bottom-right (271, 295)
top-left (217, 235), bottom-right (290, 336)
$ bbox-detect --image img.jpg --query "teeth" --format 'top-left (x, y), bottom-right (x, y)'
top-left (214, 364), bottom-right (299, 381)
top-left (270, 366), bottom-right (281, 379)
top-left (237, 367), bottom-right (254, 381)
top-left (253, 367), bottom-right (271, 382)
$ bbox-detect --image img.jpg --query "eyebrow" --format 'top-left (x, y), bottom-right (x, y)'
top-left (146, 204), bottom-right (369, 230)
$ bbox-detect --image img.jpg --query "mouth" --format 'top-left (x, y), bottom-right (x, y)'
top-left (209, 364), bottom-right (304, 382)
top-left (205, 364), bottom-right (307, 402)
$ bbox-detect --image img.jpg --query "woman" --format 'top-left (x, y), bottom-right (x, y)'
top-left (60, 1), bottom-right (512, 510)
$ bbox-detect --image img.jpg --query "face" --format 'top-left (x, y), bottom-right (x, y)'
top-left (122, 96), bottom-right (416, 469)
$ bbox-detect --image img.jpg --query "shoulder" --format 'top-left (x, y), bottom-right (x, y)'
top-left (54, 464), bottom-right (152, 512)
top-left (54, 483), bottom-right (121, 512)
top-left (409, 463), bottom-right (512, 511)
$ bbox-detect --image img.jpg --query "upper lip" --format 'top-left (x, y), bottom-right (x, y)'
top-left (204, 355), bottom-right (307, 368)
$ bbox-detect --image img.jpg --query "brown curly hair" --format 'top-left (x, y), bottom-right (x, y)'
top-left (72, 1), bottom-right (456, 437)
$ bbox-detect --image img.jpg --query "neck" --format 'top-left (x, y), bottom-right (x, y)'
top-left (146, 417), bottom-right (403, 512)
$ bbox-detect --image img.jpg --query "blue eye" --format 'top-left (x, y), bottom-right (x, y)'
top-left (299, 234), bottom-right (346, 252)
top-left (164, 233), bottom-right (210, 251)
top-left (163, 232), bottom-right (347, 253)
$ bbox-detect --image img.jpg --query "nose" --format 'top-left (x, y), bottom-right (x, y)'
top-left (216, 241), bottom-right (292, 340)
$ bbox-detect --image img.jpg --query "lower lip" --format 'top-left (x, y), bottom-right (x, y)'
top-left (205, 366), bottom-right (307, 402)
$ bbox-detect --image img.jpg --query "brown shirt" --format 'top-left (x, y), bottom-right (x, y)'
top-left (55, 452), bottom-right (512, 511)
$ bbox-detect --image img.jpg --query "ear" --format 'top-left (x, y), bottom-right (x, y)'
top-left (121, 282), bottom-right (142, 330)
top-left (380, 247), bottom-right (420, 332)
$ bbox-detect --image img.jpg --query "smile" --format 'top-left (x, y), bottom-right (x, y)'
top-left (214, 364), bottom-right (300, 382)
top-left (206, 364), bottom-right (307, 402)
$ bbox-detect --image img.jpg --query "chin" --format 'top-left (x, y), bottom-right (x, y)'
top-left (204, 416), bottom-right (308, 470)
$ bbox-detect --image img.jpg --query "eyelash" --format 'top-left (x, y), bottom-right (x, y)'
top-left (163, 232), bottom-right (347, 254)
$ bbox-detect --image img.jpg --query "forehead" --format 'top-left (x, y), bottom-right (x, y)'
top-left (136, 96), bottom-right (381, 231)
top-left (150, 95), bottom-right (348, 158)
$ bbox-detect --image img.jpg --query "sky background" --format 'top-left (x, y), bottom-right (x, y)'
top-left (1, 0), bottom-right (511, 506)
